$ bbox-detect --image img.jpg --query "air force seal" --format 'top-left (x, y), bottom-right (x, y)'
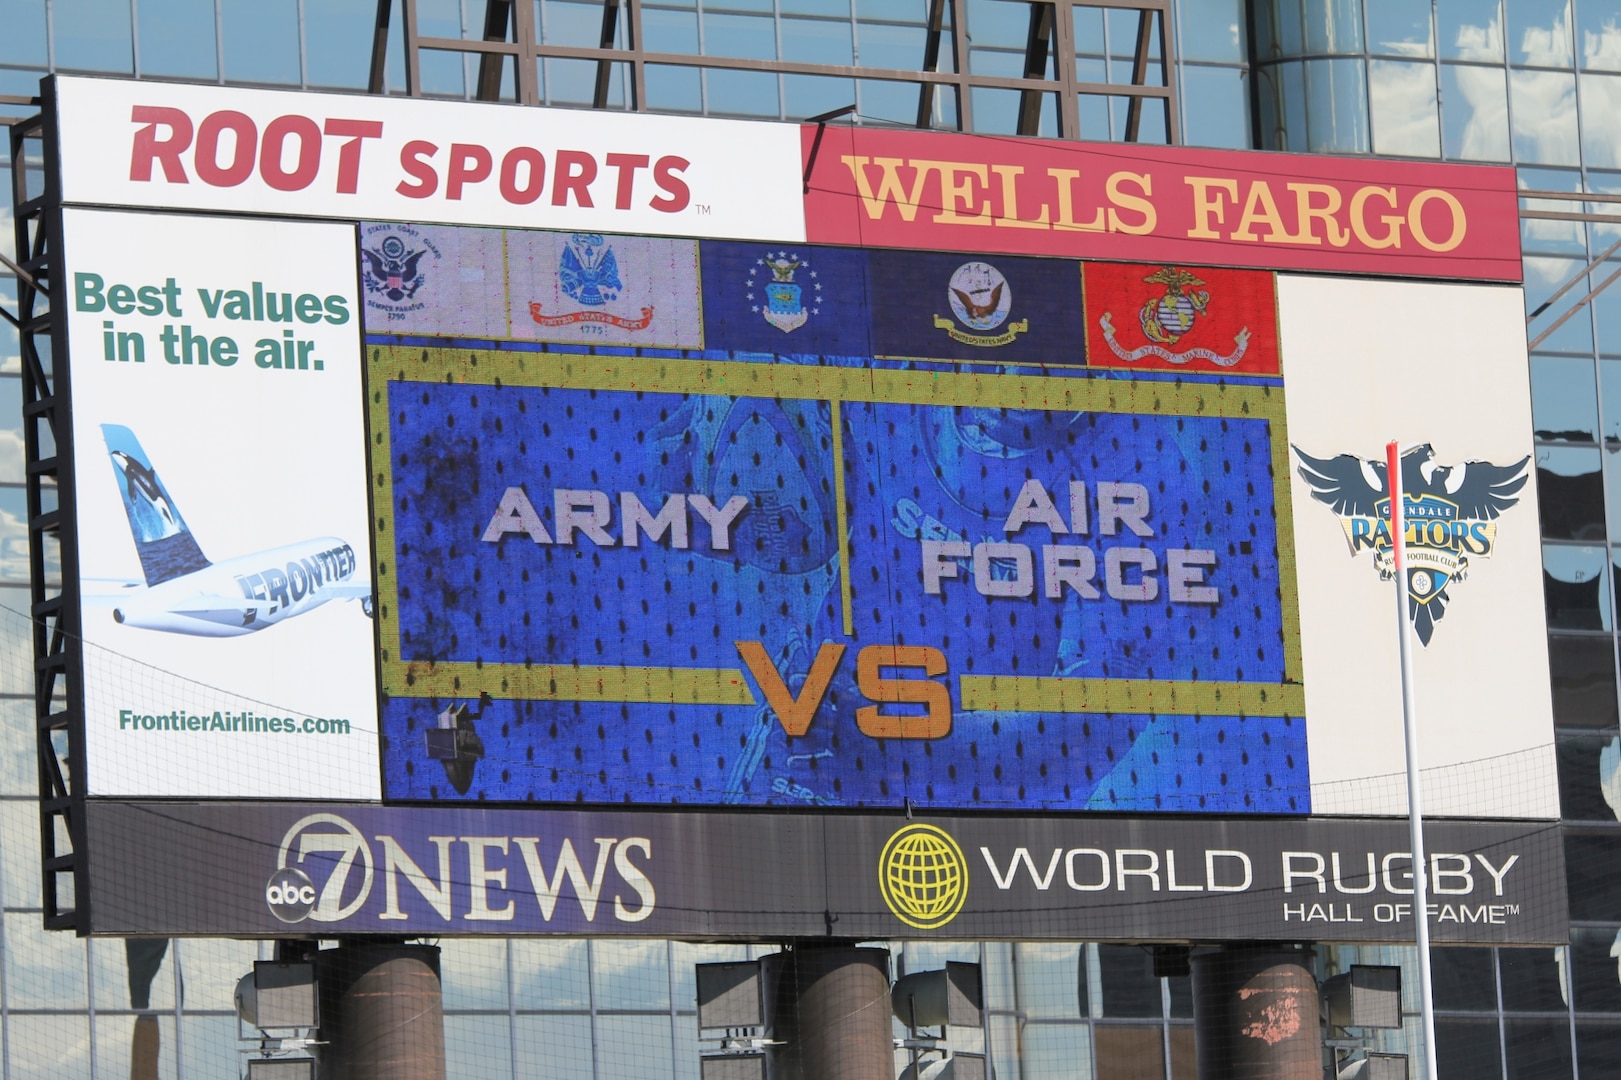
top-left (1293, 443), bottom-right (1530, 645)
top-left (748, 251), bottom-right (820, 333)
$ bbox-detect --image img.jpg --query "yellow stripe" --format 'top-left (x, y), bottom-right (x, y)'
top-left (957, 676), bottom-right (1305, 716)
top-left (383, 661), bottom-right (758, 705)
top-left (367, 347), bottom-right (1286, 421)
top-left (829, 398), bottom-right (854, 637)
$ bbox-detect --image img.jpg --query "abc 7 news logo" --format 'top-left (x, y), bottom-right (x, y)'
top-left (264, 867), bottom-right (318, 923)
top-left (264, 813), bottom-right (372, 924)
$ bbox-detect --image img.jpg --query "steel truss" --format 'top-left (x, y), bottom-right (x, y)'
top-left (369, 0), bottom-right (1180, 142)
top-left (8, 89), bottom-right (84, 933)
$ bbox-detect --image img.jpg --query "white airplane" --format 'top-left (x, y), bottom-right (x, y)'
top-left (94, 424), bottom-right (372, 637)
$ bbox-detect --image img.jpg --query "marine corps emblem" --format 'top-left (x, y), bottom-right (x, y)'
top-left (1293, 443), bottom-right (1530, 645)
top-left (1098, 265), bottom-right (1251, 367)
top-left (748, 251), bottom-right (820, 333)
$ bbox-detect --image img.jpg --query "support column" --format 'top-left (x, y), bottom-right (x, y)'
top-left (1190, 945), bottom-right (1320, 1080)
top-left (768, 945), bottom-right (893, 1080)
top-left (316, 942), bottom-right (446, 1080)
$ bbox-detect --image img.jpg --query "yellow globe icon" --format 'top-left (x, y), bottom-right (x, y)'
top-left (879, 824), bottom-right (969, 930)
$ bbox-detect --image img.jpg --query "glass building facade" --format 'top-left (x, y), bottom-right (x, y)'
top-left (2, 0), bottom-right (1620, 1076)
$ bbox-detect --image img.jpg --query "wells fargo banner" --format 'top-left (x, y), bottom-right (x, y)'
top-left (53, 75), bottom-right (1520, 284)
top-left (801, 126), bottom-right (1522, 282)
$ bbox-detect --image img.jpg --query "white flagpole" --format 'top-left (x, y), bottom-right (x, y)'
top-left (1387, 440), bottom-right (1439, 1080)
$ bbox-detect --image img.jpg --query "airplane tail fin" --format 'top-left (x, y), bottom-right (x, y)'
top-left (100, 425), bottom-right (211, 586)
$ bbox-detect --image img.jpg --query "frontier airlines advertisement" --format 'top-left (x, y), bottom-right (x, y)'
top-left (62, 209), bottom-right (380, 799)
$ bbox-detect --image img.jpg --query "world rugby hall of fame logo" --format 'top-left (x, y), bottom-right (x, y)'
top-left (1292, 443), bottom-right (1530, 645)
top-left (878, 824), bottom-right (969, 930)
top-left (933, 261), bottom-right (1028, 347)
top-left (360, 224), bottom-right (441, 317)
top-left (747, 250), bottom-right (821, 334)
top-left (1097, 265), bottom-right (1250, 367)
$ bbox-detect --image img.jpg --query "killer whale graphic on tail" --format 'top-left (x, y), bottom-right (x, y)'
top-left (96, 425), bottom-right (372, 637)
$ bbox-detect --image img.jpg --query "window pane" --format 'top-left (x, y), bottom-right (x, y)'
top-left (1437, 1017), bottom-right (1502, 1079)
top-left (1567, 832), bottom-right (1621, 920)
top-left (597, 1015), bottom-right (674, 1080)
top-left (219, 0), bottom-right (301, 84)
top-left (542, 0), bottom-right (606, 47)
top-left (136, 0), bottom-right (217, 79)
top-left (1576, 1020), bottom-right (1621, 1075)
top-left (644, 8), bottom-right (700, 53)
top-left (1368, 0), bottom-right (1435, 57)
top-left (1582, 74), bottom-right (1621, 167)
top-left (8, 1015), bottom-right (91, 1079)
top-left (1522, 168), bottom-right (1588, 253)
top-left (1530, 353), bottom-right (1595, 437)
top-left (1601, 359), bottom-right (1621, 443)
top-left (1548, 632), bottom-right (1619, 727)
top-left (1527, 268), bottom-right (1595, 350)
top-left (1557, 730), bottom-right (1621, 819)
top-left (1095, 1024), bottom-right (1158, 1078)
top-left (5, 915), bottom-right (89, 1008)
top-left (1509, 0), bottom-right (1575, 66)
top-left (1580, 0), bottom-right (1621, 69)
top-left (1440, 0), bottom-right (1505, 61)
top-left (1545, 543), bottom-right (1611, 631)
top-left (782, 18), bottom-right (854, 65)
top-left (1432, 947), bottom-right (1499, 1010)
top-left (516, 1014), bottom-right (595, 1080)
top-left (1504, 1017), bottom-right (1573, 1078)
top-left (784, 74), bottom-right (862, 122)
top-left (1304, 58), bottom-right (1370, 153)
top-left (52, 0), bottom-right (133, 73)
top-left (1442, 63), bottom-right (1510, 160)
top-left (1512, 69), bottom-right (1581, 164)
top-left (1175, 0), bottom-right (1243, 64)
top-left (446, 1014), bottom-right (513, 1080)
top-left (303, 0), bottom-right (376, 88)
top-left (704, 12), bottom-right (778, 60)
top-left (0, 0), bottom-right (48, 65)
top-left (512, 938), bottom-right (590, 1008)
top-left (1571, 928), bottom-right (1621, 1011)
top-left (592, 939), bottom-right (671, 1010)
top-left (441, 937), bottom-right (509, 1009)
top-left (1014, 943), bottom-right (1082, 1019)
top-left (1303, 0), bottom-right (1363, 54)
top-left (1371, 60), bottom-right (1441, 156)
top-left (645, 63), bottom-right (703, 111)
top-left (1500, 947), bottom-right (1570, 1012)
top-left (1180, 65), bottom-right (1250, 149)
top-left (706, 68), bottom-right (780, 117)
top-left (1026, 1021), bottom-right (1097, 1080)
top-left (1251, 0), bottom-right (1303, 58)
top-left (1097, 944), bottom-right (1161, 1018)
top-left (1538, 445), bottom-right (1606, 539)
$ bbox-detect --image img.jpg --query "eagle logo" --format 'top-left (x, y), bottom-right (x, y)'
top-left (934, 262), bottom-right (1028, 347)
top-left (559, 233), bottom-right (622, 307)
top-left (1293, 443), bottom-right (1529, 645)
top-left (360, 234), bottom-right (429, 302)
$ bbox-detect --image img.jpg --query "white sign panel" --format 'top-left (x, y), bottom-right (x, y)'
top-left (1281, 275), bottom-right (1559, 819)
top-left (62, 208), bottom-right (381, 800)
top-left (52, 75), bottom-right (807, 243)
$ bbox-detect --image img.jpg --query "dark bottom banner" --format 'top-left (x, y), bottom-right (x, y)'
top-left (83, 801), bottom-right (1567, 944)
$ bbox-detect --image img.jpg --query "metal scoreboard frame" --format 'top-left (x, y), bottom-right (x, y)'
top-left (7, 74), bottom-right (1568, 943)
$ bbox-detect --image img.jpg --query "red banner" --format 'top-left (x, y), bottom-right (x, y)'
top-left (1083, 262), bottom-right (1279, 375)
top-left (802, 127), bottom-right (1521, 282)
